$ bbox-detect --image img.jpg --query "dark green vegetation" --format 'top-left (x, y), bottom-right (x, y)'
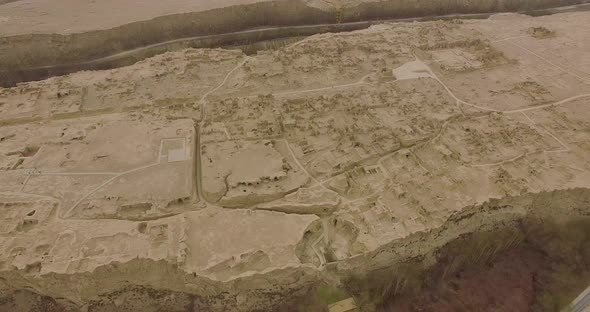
top-left (264, 285), bottom-right (350, 312)
top-left (340, 0), bottom-right (586, 21)
top-left (4, 217), bottom-right (589, 312)
top-left (0, 286), bottom-right (205, 312)
top-left (0, 1), bottom-right (333, 70)
top-left (227, 36), bottom-right (304, 56)
top-left (345, 217), bottom-right (590, 312)
top-left (2, 189), bottom-right (590, 312)
top-left (0, 0), bottom-right (588, 86)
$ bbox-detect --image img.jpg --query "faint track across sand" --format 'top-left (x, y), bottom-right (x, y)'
top-left (504, 40), bottom-right (590, 85)
top-left (423, 55), bottom-right (590, 115)
top-left (10, 27), bottom-right (590, 222)
top-left (311, 218), bottom-right (328, 268)
top-left (61, 162), bottom-right (163, 219)
top-left (567, 285), bottom-right (590, 312)
top-left (194, 56), bottom-right (250, 205)
top-left (415, 55), bottom-right (585, 168)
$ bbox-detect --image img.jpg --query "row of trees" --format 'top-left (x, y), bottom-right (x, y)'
top-left (342, 0), bottom-right (585, 22)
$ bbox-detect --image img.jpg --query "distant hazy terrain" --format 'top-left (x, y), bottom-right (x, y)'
top-left (0, 0), bottom-right (276, 35)
top-left (1, 0), bottom-right (585, 36)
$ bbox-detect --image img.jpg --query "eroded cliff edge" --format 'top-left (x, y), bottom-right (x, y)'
top-left (1, 188), bottom-right (589, 311)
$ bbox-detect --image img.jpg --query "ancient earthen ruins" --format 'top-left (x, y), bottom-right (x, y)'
top-left (0, 1), bottom-right (589, 311)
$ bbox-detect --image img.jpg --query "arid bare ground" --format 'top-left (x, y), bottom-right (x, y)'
top-left (0, 10), bottom-right (589, 312)
top-left (0, 0), bottom-right (275, 35)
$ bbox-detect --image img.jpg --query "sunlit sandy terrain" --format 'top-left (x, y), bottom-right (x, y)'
top-left (0, 4), bottom-right (589, 311)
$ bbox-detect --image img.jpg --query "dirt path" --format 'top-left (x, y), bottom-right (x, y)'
top-left (568, 285), bottom-right (590, 312)
top-left (194, 57), bottom-right (249, 206)
top-left (311, 218), bottom-right (328, 267)
top-left (424, 55), bottom-right (590, 114)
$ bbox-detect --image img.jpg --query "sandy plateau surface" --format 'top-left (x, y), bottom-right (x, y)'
top-left (0, 11), bottom-right (589, 311)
